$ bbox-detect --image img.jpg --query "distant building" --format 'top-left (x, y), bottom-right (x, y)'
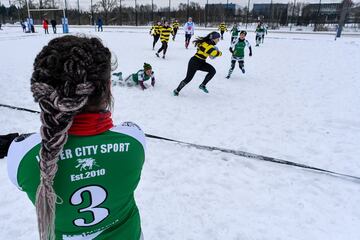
top-left (349, 5), bottom-right (360, 23)
top-left (302, 3), bottom-right (342, 23)
top-left (205, 3), bottom-right (242, 16)
top-left (252, 3), bottom-right (289, 25)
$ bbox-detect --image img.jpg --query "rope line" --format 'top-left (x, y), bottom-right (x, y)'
top-left (1, 103), bottom-right (359, 183)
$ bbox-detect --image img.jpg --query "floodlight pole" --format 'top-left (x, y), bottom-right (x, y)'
top-left (26, 0), bottom-right (30, 18)
top-left (135, 0), bottom-right (138, 26)
top-left (77, 0), bottom-right (80, 24)
top-left (205, 0), bottom-right (208, 27)
top-left (187, 0), bottom-right (189, 19)
top-left (119, 0), bottom-right (122, 25)
top-left (226, 0), bottom-right (229, 23)
top-left (290, 0), bottom-right (296, 31)
top-left (91, 0), bottom-right (94, 25)
top-left (63, 0), bottom-right (66, 19)
top-left (169, 0), bottom-right (171, 20)
top-left (245, 0), bottom-right (250, 29)
top-left (151, 0), bottom-right (153, 23)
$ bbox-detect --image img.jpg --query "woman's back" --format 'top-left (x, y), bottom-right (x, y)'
top-left (8, 116), bottom-right (145, 240)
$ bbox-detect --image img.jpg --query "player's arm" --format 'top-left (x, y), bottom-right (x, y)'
top-left (0, 133), bottom-right (19, 158)
top-left (207, 46), bottom-right (222, 58)
top-left (151, 72), bottom-right (155, 87)
top-left (246, 40), bottom-right (252, 56)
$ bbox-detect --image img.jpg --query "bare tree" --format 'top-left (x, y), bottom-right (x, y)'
top-left (97, 0), bottom-right (117, 24)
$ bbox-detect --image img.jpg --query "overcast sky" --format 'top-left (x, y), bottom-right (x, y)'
top-left (2, 0), bottom-right (358, 10)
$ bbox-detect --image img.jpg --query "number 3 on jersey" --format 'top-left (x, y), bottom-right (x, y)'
top-left (70, 185), bottom-right (110, 227)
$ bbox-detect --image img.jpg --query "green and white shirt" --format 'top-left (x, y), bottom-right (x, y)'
top-left (7, 122), bottom-right (145, 240)
top-left (131, 70), bottom-right (154, 84)
top-left (231, 25), bottom-right (240, 37)
top-left (230, 38), bottom-right (251, 60)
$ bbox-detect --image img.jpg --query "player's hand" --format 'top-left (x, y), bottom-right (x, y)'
top-left (151, 79), bottom-right (155, 87)
top-left (0, 133), bottom-right (19, 158)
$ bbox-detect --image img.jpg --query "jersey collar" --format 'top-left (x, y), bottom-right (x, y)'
top-left (68, 111), bottom-right (114, 136)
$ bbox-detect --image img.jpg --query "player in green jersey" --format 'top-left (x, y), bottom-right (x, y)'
top-left (112, 63), bottom-right (155, 90)
top-left (255, 21), bottom-right (267, 46)
top-left (226, 30), bottom-right (252, 79)
top-left (230, 23), bottom-right (240, 43)
top-left (1, 36), bottom-right (146, 240)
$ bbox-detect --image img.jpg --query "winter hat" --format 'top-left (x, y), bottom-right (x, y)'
top-left (143, 63), bottom-right (152, 71)
top-left (209, 31), bottom-right (221, 40)
top-left (240, 30), bottom-right (247, 36)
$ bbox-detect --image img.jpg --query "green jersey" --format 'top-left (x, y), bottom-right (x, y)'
top-left (7, 122), bottom-right (146, 240)
top-left (230, 38), bottom-right (251, 59)
top-left (231, 25), bottom-right (240, 37)
top-left (131, 70), bottom-right (154, 84)
top-left (256, 25), bottom-right (266, 35)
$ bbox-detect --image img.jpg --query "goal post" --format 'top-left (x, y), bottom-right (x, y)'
top-left (25, 0), bottom-right (69, 33)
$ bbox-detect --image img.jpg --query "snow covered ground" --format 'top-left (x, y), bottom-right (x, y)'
top-left (0, 26), bottom-right (360, 240)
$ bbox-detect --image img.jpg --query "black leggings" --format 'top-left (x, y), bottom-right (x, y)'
top-left (256, 34), bottom-right (262, 44)
top-left (173, 28), bottom-right (178, 36)
top-left (230, 59), bottom-right (244, 70)
top-left (157, 41), bottom-right (168, 55)
top-left (176, 56), bottom-right (216, 92)
top-left (185, 34), bottom-right (192, 43)
top-left (153, 35), bottom-right (160, 48)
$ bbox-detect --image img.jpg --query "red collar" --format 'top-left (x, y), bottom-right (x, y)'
top-left (68, 112), bottom-right (114, 136)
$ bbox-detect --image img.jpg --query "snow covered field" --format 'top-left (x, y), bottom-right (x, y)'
top-left (0, 26), bottom-right (360, 240)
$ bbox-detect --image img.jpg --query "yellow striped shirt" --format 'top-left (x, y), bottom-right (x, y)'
top-left (194, 42), bottom-right (222, 60)
top-left (218, 23), bottom-right (227, 32)
top-left (172, 22), bottom-right (180, 29)
top-left (160, 26), bottom-right (173, 43)
top-left (151, 24), bottom-right (162, 35)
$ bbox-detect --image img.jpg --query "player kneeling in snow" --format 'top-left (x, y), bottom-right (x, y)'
top-left (226, 30), bottom-right (252, 79)
top-left (112, 63), bottom-right (155, 90)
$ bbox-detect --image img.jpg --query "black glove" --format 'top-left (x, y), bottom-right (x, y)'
top-left (229, 47), bottom-right (234, 53)
top-left (0, 133), bottom-right (19, 158)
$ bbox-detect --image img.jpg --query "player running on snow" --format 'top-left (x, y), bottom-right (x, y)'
top-left (230, 23), bottom-right (241, 43)
top-left (156, 21), bottom-right (173, 59)
top-left (150, 21), bottom-right (162, 50)
top-left (184, 17), bottom-right (195, 49)
top-left (218, 22), bottom-right (228, 40)
top-left (172, 19), bottom-right (180, 40)
top-left (226, 30), bottom-right (252, 79)
top-left (173, 32), bottom-right (222, 96)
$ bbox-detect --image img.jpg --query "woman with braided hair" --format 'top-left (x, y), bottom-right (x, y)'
top-left (2, 35), bottom-right (146, 240)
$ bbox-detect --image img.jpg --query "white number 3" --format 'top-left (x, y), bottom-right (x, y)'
top-left (70, 185), bottom-right (109, 227)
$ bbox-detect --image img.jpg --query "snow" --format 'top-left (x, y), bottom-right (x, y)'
top-left (0, 26), bottom-right (360, 240)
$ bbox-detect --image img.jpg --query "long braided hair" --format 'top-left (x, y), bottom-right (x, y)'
top-left (30, 35), bottom-right (113, 240)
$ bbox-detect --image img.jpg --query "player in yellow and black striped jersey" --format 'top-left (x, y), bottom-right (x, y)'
top-left (150, 21), bottom-right (162, 50)
top-left (218, 22), bottom-right (227, 40)
top-left (172, 19), bottom-right (180, 40)
top-left (155, 21), bottom-right (173, 59)
top-left (173, 31), bottom-right (222, 95)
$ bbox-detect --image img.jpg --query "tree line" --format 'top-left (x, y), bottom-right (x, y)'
top-left (1, 0), bottom-right (359, 29)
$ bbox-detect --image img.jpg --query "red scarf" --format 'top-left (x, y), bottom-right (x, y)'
top-left (68, 112), bottom-right (114, 136)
